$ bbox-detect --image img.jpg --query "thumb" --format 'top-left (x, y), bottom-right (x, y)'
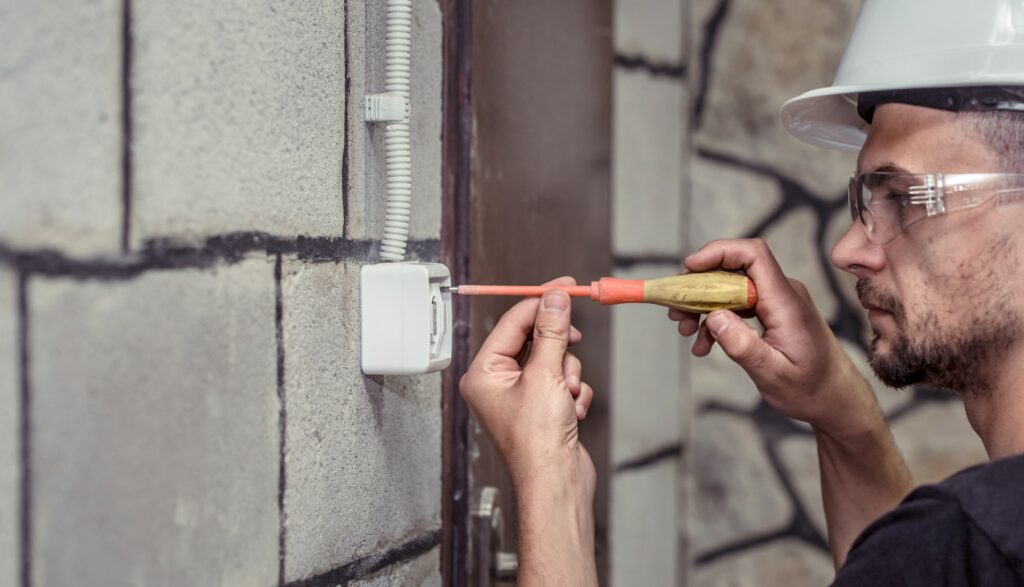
top-left (526, 290), bottom-right (572, 374)
top-left (705, 311), bottom-right (774, 374)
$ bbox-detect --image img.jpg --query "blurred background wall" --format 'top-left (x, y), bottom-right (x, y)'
top-left (1, 1), bottom-right (445, 585)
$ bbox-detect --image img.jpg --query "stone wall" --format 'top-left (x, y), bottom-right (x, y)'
top-left (0, 1), bottom-right (444, 585)
top-left (686, 0), bottom-right (989, 585)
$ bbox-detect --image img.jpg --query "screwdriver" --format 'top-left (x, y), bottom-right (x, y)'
top-left (444, 271), bottom-right (756, 314)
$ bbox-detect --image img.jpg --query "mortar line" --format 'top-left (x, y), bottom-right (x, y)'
top-left (120, 0), bottom-right (134, 252)
top-left (694, 526), bottom-right (789, 566)
top-left (341, 0), bottom-right (351, 239)
top-left (615, 442), bottom-right (683, 473)
top-left (0, 233), bottom-right (441, 280)
top-left (17, 271), bottom-right (31, 587)
top-left (614, 53), bottom-right (686, 79)
top-left (282, 529), bottom-right (441, 587)
top-left (275, 253), bottom-right (287, 585)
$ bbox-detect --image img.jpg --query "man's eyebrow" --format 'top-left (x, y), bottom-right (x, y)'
top-left (855, 162), bottom-right (913, 175)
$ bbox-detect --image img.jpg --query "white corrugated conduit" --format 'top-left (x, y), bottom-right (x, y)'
top-left (379, 0), bottom-right (413, 262)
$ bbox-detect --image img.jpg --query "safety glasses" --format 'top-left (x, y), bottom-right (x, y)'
top-left (847, 172), bottom-right (1024, 244)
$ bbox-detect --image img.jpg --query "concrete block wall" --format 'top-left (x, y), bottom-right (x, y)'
top-left (610, 1), bottom-right (689, 585)
top-left (0, 1), bottom-right (444, 585)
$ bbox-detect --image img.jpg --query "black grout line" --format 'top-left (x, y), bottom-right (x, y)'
top-left (695, 526), bottom-right (788, 566)
top-left (698, 146), bottom-right (789, 185)
top-left (120, 0), bottom-right (133, 253)
top-left (0, 233), bottom-right (442, 281)
top-left (615, 443), bottom-right (683, 473)
top-left (341, 0), bottom-right (351, 239)
top-left (613, 255), bottom-right (683, 270)
top-left (282, 529), bottom-right (441, 587)
top-left (614, 53), bottom-right (686, 79)
top-left (693, 0), bottom-right (731, 129)
top-left (17, 271), bottom-right (31, 587)
top-left (274, 253), bottom-right (287, 585)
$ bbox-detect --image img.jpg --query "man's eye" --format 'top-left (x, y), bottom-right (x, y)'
top-left (881, 190), bottom-right (910, 206)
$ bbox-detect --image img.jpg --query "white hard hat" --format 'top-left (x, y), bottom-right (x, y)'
top-left (781, 0), bottom-right (1024, 151)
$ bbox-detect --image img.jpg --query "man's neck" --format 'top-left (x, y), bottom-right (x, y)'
top-left (963, 354), bottom-right (1024, 459)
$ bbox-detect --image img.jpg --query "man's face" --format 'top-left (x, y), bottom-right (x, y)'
top-left (831, 103), bottom-right (1024, 393)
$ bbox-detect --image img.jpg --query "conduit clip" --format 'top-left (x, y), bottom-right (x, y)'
top-left (365, 93), bottom-right (410, 123)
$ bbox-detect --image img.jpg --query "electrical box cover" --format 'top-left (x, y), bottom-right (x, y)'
top-left (361, 262), bottom-right (453, 375)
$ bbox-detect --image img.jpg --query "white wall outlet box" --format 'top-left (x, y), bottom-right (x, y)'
top-left (361, 262), bottom-right (453, 375)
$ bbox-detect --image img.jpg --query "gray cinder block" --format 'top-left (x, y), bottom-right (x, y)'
top-left (613, 69), bottom-right (685, 256)
top-left (29, 259), bottom-right (279, 585)
top-left (131, 1), bottom-right (347, 244)
top-left (0, 0), bottom-right (122, 254)
top-left (280, 261), bottom-right (441, 582)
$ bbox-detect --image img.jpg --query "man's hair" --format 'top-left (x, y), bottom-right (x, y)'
top-left (959, 111), bottom-right (1024, 172)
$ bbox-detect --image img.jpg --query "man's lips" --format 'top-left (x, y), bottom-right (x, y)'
top-left (860, 300), bottom-right (893, 314)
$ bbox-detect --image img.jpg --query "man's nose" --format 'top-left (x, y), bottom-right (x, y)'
top-left (831, 220), bottom-right (885, 279)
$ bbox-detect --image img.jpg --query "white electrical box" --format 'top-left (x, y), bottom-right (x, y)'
top-left (361, 262), bottom-right (453, 375)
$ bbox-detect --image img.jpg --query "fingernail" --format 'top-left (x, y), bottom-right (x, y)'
top-left (577, 404), bottom-right (586, 419)
top-left (568, 375), bottom-right (580, 388)
top-left (706, 312), bottom-right (729, 337)
top-left (542, 292), bottom-right (569, 312)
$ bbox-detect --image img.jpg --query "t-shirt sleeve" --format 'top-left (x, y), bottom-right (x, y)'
top-left (832, 494), bottom-right (1014, 586)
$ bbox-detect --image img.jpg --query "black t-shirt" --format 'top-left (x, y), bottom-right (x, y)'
top-left (833, 454), bottom-right (1024, 586)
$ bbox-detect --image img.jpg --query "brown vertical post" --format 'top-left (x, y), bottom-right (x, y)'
top-left (440, 0), bottom-right (473, 584)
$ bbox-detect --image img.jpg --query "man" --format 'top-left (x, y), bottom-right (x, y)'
top-left (460, 0), bottom-right (1024, 584)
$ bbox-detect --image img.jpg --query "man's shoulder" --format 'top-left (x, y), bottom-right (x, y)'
top-left (919, 453), bottom-right (1024, 575)
top-left (838, 454), bottom-right (1024, 586)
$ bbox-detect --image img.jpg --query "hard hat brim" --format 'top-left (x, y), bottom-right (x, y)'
top-left (782, 79), bottom-right (1024, 152)
top-left (780, 85), bottom-right (874, 152)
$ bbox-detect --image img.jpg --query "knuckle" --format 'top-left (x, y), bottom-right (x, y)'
top-left (728, 333), bottom-right (757, 363)
top-left (534, 321), bottom-right (568, 341)
top-left (459, 371), bottom-right (481, 398)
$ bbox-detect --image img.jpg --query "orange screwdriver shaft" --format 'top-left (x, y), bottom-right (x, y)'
top-left (449, 271), bottom-right (757, 314)
top-left (453, 285), bottom-right (593, 297)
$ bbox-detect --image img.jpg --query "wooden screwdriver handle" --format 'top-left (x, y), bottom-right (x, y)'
top-left (642, 271), bottom-right (755, 313)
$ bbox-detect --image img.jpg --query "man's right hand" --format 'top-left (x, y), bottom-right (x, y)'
top-left (671, 238), bottom-right (912, 567)
top-left (669, 238), bottom-right (872, 436)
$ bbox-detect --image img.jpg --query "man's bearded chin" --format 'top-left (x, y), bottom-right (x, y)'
top-left (868, 313), bottom-right (1023, 394)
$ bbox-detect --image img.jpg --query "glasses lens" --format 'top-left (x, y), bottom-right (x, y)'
top-left (859, 173), bottom-right (913, 243)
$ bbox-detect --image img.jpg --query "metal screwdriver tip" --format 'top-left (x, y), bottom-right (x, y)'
top-left (442, 286), bottom-right (458, 294)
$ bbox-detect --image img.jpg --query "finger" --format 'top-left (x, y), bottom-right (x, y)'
top-left (575, 382), bottom-right (594, 420)
top-left (474, 276), bottom-right (577, 363)
top-left (684, 239), bottom-right (796, 327)
top-left (563, 353), bottom-right (582, 398)
top-left (676, 312), bottom-right (700, 336)
top-left (704, 310), bottom-right (780, 374)
top-left (668, 308), bottom-right (685, 321)
top-left (691, 319), bottom-right (717, 357)
top-left (525, 290), bottom-right (573, 374)
top-left (570, 325), bottom-right (583, 346)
